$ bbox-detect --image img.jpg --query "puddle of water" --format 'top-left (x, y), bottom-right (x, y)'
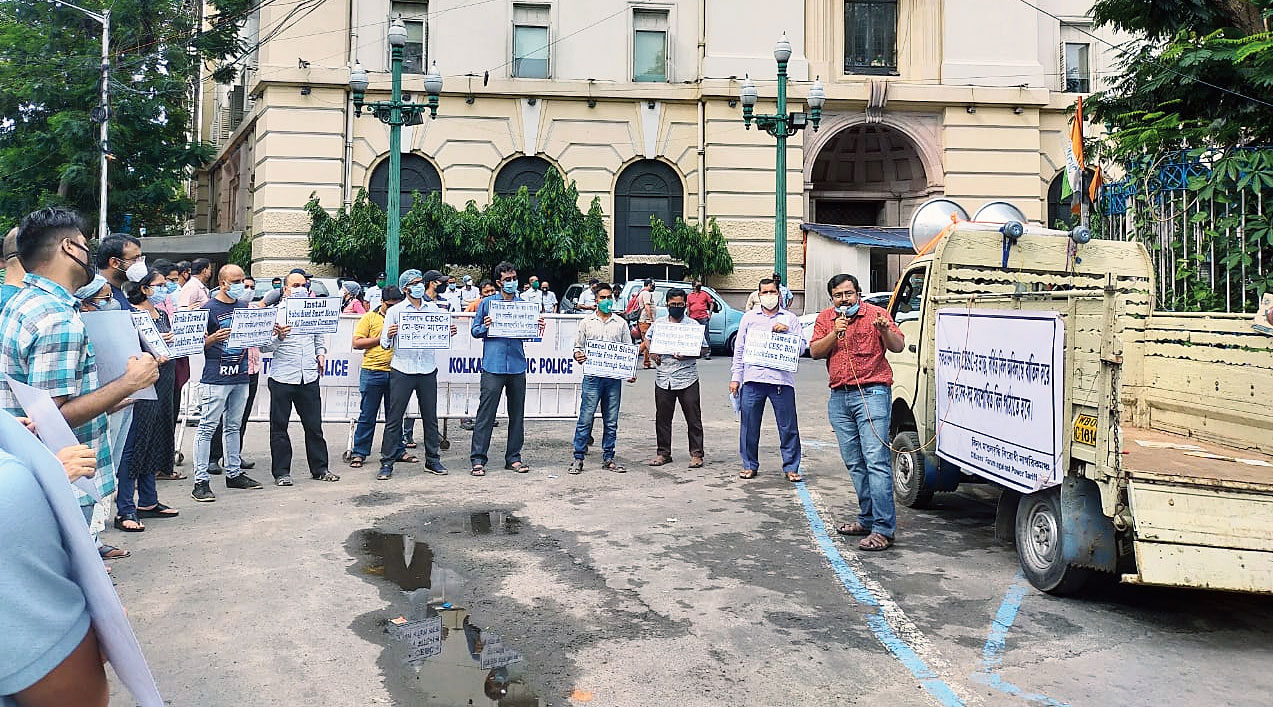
top-left (359, 515), bottom-right (544, 706)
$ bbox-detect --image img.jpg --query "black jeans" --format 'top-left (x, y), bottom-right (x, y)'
top-left (380, 369), bottom-right (440, 470)
top-left (655, 381), bottom-right (704, 459)
top-left (267, 378), bottom-right (329, 479)
top-left (469, 371), bottom-right (526, 467)
top-left (211, 372), bottom-right (257, 462)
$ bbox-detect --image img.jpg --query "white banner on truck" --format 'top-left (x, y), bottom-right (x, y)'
top-left (934, 309), bottom-right (1064, 493)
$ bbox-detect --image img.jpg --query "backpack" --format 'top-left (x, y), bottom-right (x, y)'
top-left (623, 289), bottom-right (645, 322)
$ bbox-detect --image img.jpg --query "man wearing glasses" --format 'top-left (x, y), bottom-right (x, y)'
top-left (809, 274), bottom-right (905, 552)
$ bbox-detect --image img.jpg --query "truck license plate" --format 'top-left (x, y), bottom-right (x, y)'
top-left (1073, 414), bottom-right (1098, 446)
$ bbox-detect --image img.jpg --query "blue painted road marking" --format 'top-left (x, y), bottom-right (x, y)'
top-left (972, 574), bottom-right (1069, 706)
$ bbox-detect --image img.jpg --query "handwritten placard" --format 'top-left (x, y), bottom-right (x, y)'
top-left (582, 339), bottom-right (638, 379)
top-left (284, 296), bottom-right (340, 334)
top-left (649, 320), bottom-right (705, 357)
top-left (390, 616), bottom-right (443, 665)
top-left (489, 299), bottom-right (541, 339)
top-left (227, 307), bottom-right (277, 348)
top-left (130, 311), bottom-right (171, 359)
top-left (478, 633), bottom-right (524, 670)
top-left (741, 330), bottom-right (801, 372)
top-left (167, 309), bottom-right (209, 358)
top-left (398, 310), bottom-right (452, 350)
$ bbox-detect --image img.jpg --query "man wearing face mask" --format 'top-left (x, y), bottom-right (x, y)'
top-left (0, 207), bottom-right (159, 558)
top-left (375, 269), bottom-right (457, 480)
top-left (644, 288), bottom-right (707, 468)
top-left (730, 277), bottom-right (807, 483)
top-left (260, 271), bottom-right (334, 486)
top-left (810, 273), bottom-right (904, 552)
top-left (441, 276), bottom-right (463, 312)
top-left (94, 234), bottom-right (144, 310)
top-left (190, 264), bottom-right (264, 502)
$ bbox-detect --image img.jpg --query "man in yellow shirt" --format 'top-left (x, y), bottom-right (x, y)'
top-left (348, 286), bottom-right (404, 468)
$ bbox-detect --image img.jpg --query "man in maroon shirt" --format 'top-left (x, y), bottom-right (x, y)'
top-left (809, 273), bottom-right (905, 551)
top-left (686, 281), bottom-right (713, 360)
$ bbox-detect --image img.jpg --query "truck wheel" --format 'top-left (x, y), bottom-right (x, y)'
top-left (892, 431), bottom-right (934, 508)
top-left (1015, 486), bottom-right (1092, 595)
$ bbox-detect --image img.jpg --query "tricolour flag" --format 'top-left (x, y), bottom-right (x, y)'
top-left (1061, 96), bottom-right (1085, 214)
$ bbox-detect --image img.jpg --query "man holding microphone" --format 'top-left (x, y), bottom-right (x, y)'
top-left (809, 274), bottom-right (905, 552)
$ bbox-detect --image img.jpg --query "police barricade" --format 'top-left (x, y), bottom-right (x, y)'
top-left (175, 312), bottom-right (587, 462)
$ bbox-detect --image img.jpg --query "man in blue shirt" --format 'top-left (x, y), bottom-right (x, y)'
top-left (469, 261), bottom-right (545, 477)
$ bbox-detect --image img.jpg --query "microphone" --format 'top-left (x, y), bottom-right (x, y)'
top-left (836, 305), bottom-right (850, 339)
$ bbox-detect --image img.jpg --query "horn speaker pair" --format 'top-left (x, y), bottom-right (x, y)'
top-left (908, 199), bottom-right (1031, 252)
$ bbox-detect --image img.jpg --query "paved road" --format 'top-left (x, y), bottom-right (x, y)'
top-left (110, 358), bottom-right (1273, 706)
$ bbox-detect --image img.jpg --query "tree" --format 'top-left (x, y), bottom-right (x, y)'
top-left (304, 189), bottom-right (387, 281)
top-left (0, 1), bottom-right (252, 235)
top-left (649, 215), bottom-right (735, 281)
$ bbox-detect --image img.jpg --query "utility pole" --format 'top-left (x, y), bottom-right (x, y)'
top-left (53, 1), bottom-right (110, 238)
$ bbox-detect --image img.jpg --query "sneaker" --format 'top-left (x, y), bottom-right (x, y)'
top-left (275, 475), bottom-right (294, 487)
top-left (207, 462), bottom-right (224, 475)
top-left (459, 419), bottom-right (475, 431)
top-left (568, 459), bottom-right (584, 475)
top-left (225, 473), bottom-right (263, 490)
top-left (191, 481), bottom-right (216, 502)
top-left (425, 461), bottom-right (448, 475)
top-left (376, 467), bottom-right (393, 481)
top-left (240, 458), bottom-right (257, 470)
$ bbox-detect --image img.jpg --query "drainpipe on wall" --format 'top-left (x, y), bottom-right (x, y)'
top-left (696, 0), bottom-right (707, 228)
top-left (342, 0), bottom-right (358, 208)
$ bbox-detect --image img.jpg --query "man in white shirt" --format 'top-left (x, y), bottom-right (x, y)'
top-left (458, 274), bottom-right (481, 309)
top-left (540, 280), bottom-right (558, 314)
top-left (520, 281), bottom-right (544, 312)
top-left (576, 278), bottom-right (599, 312)
top-left (441, 275), bottom-right (464, 312)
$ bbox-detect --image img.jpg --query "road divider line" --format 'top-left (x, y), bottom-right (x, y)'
top-left (795, 482), bottom-right (975, 707)
top-left (972, 575), bottom-right (1069, 706)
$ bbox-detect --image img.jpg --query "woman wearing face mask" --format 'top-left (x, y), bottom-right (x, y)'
top-left (341, 280), bottom-right (367, 314)
top-left (75, 274), bottom-right (120, 311)
top-left (114, 268), bottom-right (180, 532)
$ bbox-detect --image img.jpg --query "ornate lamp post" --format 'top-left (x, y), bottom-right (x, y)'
top-left (740, 32), bottom-right (825, 283)
top-left (348, 14), bottom-right (444, 285)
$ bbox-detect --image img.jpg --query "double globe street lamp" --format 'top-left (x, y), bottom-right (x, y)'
top-left (349, 14), bottom-right (444, 285)
top-left (739, 32), bottom-right (825, 284)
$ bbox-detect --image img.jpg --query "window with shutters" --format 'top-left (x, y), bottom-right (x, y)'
top-left (512, 4), bottom-right (550, 78)
top-left (392, 2), bottom-right (427, 74)
top-left (844, 0), bottom-right (898, 75)
top-left (633, 9), bottom-right (668, 82)
top-left (1064, 42), bottom-right (1091, 93)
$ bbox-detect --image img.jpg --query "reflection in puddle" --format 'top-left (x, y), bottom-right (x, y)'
top-left (360, 517), bottom-right (542, 706)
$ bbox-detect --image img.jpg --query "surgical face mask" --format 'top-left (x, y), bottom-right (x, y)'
top-left (597, 298), bottom-right (614, 315)
top-left (502, 279), bottom-right (518, 295)
top-left (125, 257), bottom-right (148, 283)
top-left (94, 296), bottom-right (121, 311)
top-left (166, 281), bottom-right (178, 294)
top-left (838, 302), bottom-right (860, 318)
top-left (226, 282), bottom-right (247, 301)
top-left (288, 286), bottom-right (308, 298)
top-left (448, 282), bottom-right (457, 291)
top-left (273, 282), bottom-right (283, 290)
top-left (759, 293), bottom-right (780, 310)
top-left (376, 279), bottom-right (386, 288)
top-left (148, 289), bottom-right (168, 306)
top-left (667, 305), bottom-right (686, 320)
top-left (75, 273), bottom-right (109, 301)
top-left (408, 284), bottom-right (427, 300)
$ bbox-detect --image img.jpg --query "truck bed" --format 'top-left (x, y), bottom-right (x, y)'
top-left (1122, 427), bottom-right (1273, 493)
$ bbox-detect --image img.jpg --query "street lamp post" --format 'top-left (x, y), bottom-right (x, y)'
top-left (53, 1), bottom-right (111, 239)
top-left (349, 14), bottom-right (443, 285)
top-left (739, 32), bottom-right (825, 284)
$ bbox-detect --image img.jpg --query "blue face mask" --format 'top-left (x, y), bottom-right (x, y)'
top-left (226, 282), bottom-right (247, 301)
top-left (148, 290), bottom-right (168, 306)
top-left (94, 297), bottom-right (122, 311)
top-left (502, 279), bottom-right (518, 295)
top-left (408, 284), bottom-right (427, 300)
top-left (837, 302), bottom-right (860, 318)
top-left (74, 274), bottom-right (109, 301)
top-left (166, 282), bottom-right (178, 294)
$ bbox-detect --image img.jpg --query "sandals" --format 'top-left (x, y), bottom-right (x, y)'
top-left (312, 472), bottom-right (341, 482)
top-left (397, 453), bottom-right (419, 464)
top-left (505, 461), bottom-right (530, 473)
top-left (348, 456), bottom-right (364, 469)
top-left (376, 468), bottom-right (393, 481)
top-left (470, 465), bottom-right (486, 477)
top-left (786, 470), bottom-right (804, 483)
top-left (859, 533), bottom-right (894, 552)
top-left (99, 545), bottom-right (130, 560)
top-left (688, 457), bottom-right (704, 468)
top-left (113, 514), bottom-right (145, 533)
top-left (835, 521), bottom-right (871, 536)
top-left (646, 456), bottom-right (672, 466)
top-left (739, 469), bottom-right (758, 479)
top-left (155, 471), bottom-right (187, 481)
top-left (602, 459), bottom-right (626, 473)
top-left (405, 441), bottom-right (418, 449)
top-left (136, 503), bottom-right (179, 519)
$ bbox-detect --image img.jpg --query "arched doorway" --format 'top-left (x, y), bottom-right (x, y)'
top-left (368, 154), bottom-right (442, 216)
top-left (613, 159), bottom-right (684, 282)
top-left (493, 155), bottom-right (553, 198)
top-left (808, 123), bottom-right (931, 227)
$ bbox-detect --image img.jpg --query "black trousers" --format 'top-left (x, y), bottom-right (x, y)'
top-left (268, 378), bottom-right (329, 479)
top-left (211, 372), bottom-right (257, 462)
top-left (655, 381), bottom-right (704, 459)
top-left (469, 371), bottom-right (526, 467)
top-left (380, 369), bottom-right (440, 469)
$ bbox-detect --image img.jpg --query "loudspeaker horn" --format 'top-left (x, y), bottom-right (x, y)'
top-left (972, 201), bottom-right (1030, 224)
top-left (909, 198), bottom-right (969, 253)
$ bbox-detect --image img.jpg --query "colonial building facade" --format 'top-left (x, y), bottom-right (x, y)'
top-left (194, 0), bottom-right (1118, 300)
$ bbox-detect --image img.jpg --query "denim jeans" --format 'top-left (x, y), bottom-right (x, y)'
top-left (115, 421), bottom-right (158, 517)
top-left (738, 382), bottom-right (801, 473)
top-left (828, 384), bottom-right (896, 537)
top-left (194, 383), bottom-right (249, 481)
top-left (572, 375), bottom-right (622, 461)
top-left (352, 369), bottom-right (391, 459)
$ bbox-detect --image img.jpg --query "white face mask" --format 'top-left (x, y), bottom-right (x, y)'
top-left (125, 258), bottom-right (148, 283)
top-left (759, 293), bottom-right (780, 310)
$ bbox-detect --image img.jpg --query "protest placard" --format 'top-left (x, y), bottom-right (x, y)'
top-left (741, 330), bottom-right (801, 373)
top-left (81, 310), bottom-right (156, 400)
top-left (390, 615), bottom-right (443, 665)
top-left (649, 320), bottom-right (705, 357)
top-left (284, 296), bottom-right (341, 334)
top-left (227, 307), bottom-right (277, 348)
top-left (130, 311), bottom-right (171, 359)
top-left (168, 309), bottom-right (209, 358)
top-left (582, 339), bottom-right (639, 379)
top-left (397, 310), bottom-right (452, 349)
top-left (489, 299), bottom-right (540, 338)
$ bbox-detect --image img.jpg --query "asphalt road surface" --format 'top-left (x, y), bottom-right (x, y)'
top-left (109, 358), bottom-right (1273, 706)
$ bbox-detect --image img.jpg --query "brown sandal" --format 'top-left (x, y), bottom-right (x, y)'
top-left (739, 469), bottom-right (758, 479)
top-left (397, 453), bottom-right (419, 463)
top-left (646, 456), bottom-right (672, 466)
top-left (470, 465), bottom-right (486, 477)
top-left (688, 456), bottom-right (704, 468)
top-left (786, 470), bottom-right (804, 483)
top-left (836, 522), bottom-right (871, 536)
top-left (348, 456), bottom-right (364, 468)
top-left (859, 533), bottom-right (894, 552)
